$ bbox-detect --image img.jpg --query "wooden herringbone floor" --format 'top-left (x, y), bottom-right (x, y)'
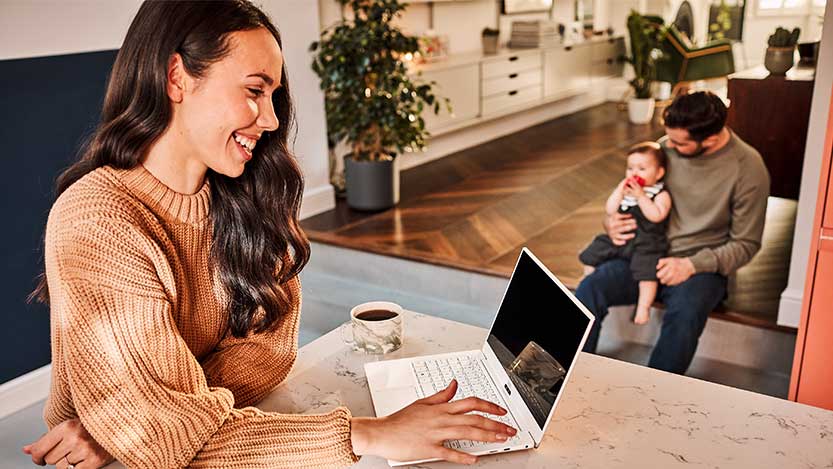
top-left (303, 103), bottom-right (796, 327)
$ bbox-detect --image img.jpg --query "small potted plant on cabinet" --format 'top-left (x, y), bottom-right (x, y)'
top-left (482, 27), bottom-right (499, 55)
top-left (624, 11), bottom-right (665, 124)
top-left (765, 26), bottom-right (800, 75)
top-left (310, 0), bottom-right (447, 211)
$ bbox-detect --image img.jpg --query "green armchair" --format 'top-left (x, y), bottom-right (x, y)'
top-left (655, 25), bottom-right (735, 93)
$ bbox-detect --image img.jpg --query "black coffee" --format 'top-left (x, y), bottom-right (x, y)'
top-left (356, 309), bottom-right (398, 321)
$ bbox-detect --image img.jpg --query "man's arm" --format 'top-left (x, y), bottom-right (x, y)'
top-left (687, 156), bottom-right (770, 276)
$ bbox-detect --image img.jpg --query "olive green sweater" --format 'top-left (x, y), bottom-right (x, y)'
top-left (660, 131), bottom-right (770, 276)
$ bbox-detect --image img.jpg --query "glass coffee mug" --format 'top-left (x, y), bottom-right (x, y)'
top-left (341, 301), bottom-right (404, 354)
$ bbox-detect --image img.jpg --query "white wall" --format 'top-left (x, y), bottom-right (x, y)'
top-left (260, 0), bottom-right (335, 218)
top-left (0, 0), bottom-right (334, 219)
top-left (320, 0), bottom-right (579, 54)
top-left (779, 2), bottom-right (833, 327)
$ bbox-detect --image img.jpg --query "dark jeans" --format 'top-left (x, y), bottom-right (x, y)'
top-left (576, 258), bottom-right (727, 374)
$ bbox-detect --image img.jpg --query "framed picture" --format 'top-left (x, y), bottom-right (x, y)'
top-left (503, 0), bottom-right (554, 14)
top-left (708, 0), bottom-right (746, 42)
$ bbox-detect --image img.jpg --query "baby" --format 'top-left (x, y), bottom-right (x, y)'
top-left (579, 142), bottom-right (672, 325)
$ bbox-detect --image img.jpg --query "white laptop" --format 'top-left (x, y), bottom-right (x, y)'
top-left (364, 248), bottom-right (595, 466)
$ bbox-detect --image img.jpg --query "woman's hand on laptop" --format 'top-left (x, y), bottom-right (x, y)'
top-left (350, 379), bottom-right (516, 465)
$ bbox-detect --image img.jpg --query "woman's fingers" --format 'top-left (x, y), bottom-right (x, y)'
top-left (418, 379), bottom-right (458, 405)
top-left (445, 396), bottom-right (506, 416)
top-left (451, 413), bottom-right (516, 435)
top-left (437, 446), bottom-right (477, 465)
top-left (26, 429), bottom-right (64, 465)
top-left (43, 439), bottom-right (73, 466)
top-left (436, 425), bottom-right (509, 444)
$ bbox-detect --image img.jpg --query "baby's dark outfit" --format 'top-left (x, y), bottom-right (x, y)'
top-left (579, 183), bottom-right (669, 281)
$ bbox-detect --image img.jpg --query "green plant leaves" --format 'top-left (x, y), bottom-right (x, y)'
top-left (768, 26), bottom-right (801, 48)
top-left (625, 11), bottom-right (665, 99)
top-left (310, 0), bottom-right (448, 161)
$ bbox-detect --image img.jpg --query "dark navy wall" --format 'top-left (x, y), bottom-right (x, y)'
top-left (0, 50), bottom-right (117, 385)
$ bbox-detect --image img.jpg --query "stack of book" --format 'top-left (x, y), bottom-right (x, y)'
top-left (508, 20), bottom-right (561, 48)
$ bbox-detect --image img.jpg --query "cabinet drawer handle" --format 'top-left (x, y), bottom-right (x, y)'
top-left (607, 58), bottom-right (614, 65)
top-left (509, 73), bottom-right (518, 79)
top-left (508, 90), bottom-right (518, 96)
top-left (509, 56), bottom-right (519, 62)
top-left (565, 46), bottom-right (572, 51)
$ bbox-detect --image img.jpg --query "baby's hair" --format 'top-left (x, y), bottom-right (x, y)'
top-left (627, 141), bottom-right (667, 170)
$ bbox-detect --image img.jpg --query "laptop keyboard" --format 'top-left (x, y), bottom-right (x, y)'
top-left (412, 355), bottom-right (523, 450)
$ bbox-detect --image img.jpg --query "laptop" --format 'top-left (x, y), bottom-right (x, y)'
top-left (364, 248), bottom-right (595, 466)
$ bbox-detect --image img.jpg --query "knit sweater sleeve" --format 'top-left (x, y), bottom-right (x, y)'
top-left (687, 153), bottom-right (770, 276)
top-left (45, 216), bottom-right (359, 469)
top-left (201, 276), bottom-right (302, 408)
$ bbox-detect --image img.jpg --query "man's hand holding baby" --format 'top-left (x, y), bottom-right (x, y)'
top-left (604, 213), bottom-right (637, 246)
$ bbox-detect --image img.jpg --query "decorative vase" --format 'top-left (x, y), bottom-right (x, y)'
top-left (482, 35), bottom-right (498, 55)
top-left (627, 97), bottom-right (655, 124)
top-left (798, 41), bottom-right (820, 65)
top-left (764, 46), bottom-right (795, 75)
top-left (345, 156), bottom-right (400, 211)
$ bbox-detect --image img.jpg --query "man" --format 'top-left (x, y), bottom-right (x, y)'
top-left (576, 91), bottom-right (770, 374)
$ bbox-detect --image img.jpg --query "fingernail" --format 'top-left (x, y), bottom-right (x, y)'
top-left (496, 433), bottom-right (508, 440)
top-left (508, 427), bottom-right (517, 435)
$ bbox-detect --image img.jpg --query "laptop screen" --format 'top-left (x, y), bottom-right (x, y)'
top-left (486, 250), bottom-right (591, 429)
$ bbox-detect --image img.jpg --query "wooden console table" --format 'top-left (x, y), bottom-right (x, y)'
top-left (726, 64), bottom-right (815, 200)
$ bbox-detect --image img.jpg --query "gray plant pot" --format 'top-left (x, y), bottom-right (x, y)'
top-left (345, 156), bottom-right (400, 211)
top-left (764, 46), bottom-right (795, 75)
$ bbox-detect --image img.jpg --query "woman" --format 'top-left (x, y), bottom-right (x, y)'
top-left (22, 1), bottom-right (515, 468)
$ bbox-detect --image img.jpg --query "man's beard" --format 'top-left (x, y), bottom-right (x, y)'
top-left (677, 141), bottom-right (707, 158)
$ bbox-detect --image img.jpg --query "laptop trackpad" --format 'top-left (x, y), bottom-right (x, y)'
top-left (373, 387), bottom-right (421, 417)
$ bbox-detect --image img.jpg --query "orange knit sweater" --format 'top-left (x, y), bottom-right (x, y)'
top-left (42, 165), bottom-right (360, 468)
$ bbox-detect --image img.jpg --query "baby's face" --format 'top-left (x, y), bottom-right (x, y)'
top-left (626, 152), bottom-right (665, 187)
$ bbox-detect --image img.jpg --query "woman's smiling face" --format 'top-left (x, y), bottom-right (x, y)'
top-left (172, 27), bottom-right (283, 178)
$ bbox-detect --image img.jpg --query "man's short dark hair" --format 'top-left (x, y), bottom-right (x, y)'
top-left (628, 141), bottom-right (667, 170)
top-left (662, 91), bottom-right (728, 142)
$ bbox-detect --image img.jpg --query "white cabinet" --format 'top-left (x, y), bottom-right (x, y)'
top-left (418, 64), bottom-right (480, 132)
top-left (543, 45), bottom-right (591, 98)
top-left (482, 52), bottom-right (541, 79)
top-left (410, 36), bottom-right (623, 134)
top-left (589, 37), bottom-right (625, 82)
top-left (482, 86), bottom-right (542, 115)
top-left (481, 51), bottom-right (542, 116)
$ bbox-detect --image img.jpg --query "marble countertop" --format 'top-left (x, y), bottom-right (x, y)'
top-left (259, 310), bottom-right (833, 468)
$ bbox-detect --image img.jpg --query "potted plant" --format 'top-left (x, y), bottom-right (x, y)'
top-left (624, 11), bottom-right (665, 124)
top-left (482, 27), bottom-right (499, 55)
top-left (765, 26), bottom-right (800, 75)
top-left (310, 0), bottom-right (447, 211)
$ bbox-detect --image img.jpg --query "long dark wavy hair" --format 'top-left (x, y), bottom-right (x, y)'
top-left (31, 0), bottom-right (310, 337)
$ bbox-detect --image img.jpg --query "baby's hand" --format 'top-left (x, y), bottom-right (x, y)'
top-left (624, 177), bottom-right (646, 198)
